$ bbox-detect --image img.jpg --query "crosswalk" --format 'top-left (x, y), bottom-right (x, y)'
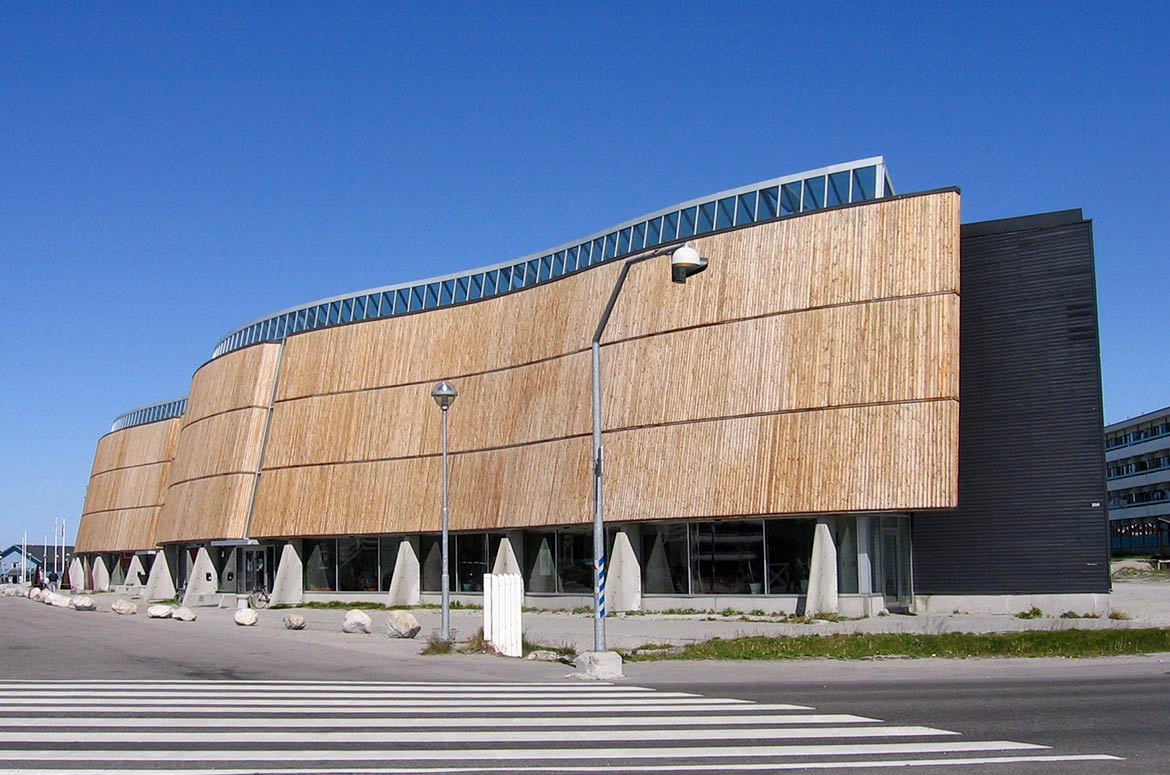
top-left (0, 680), bottom-right (1120, 773)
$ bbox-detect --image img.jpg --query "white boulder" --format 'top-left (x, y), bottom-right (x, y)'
top-left (44, 592), bottom-right (72, 608)
top-left (172, 606), bottom-right (197, 622)
top-left (29, 588), bottom-right (44, 602)
top-left (342, 609), bottom-right (372, 634)
top-left (283, 614), bottom-right (306, 630)
top-left (234, 608), bottom-right (258, 626)
top-left (69, 596), bottom-right (97, 611)
top-left (110, 599), bottom-right (138, 615)
top-left (385, 610), bottom-right (421, 639)
top-left (146, 604), bottom-right (175, 619)
top-left (3, 587), bottom-right (20, 597)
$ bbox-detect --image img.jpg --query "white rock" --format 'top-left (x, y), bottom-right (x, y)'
top-left (110, 599), bottom-right (138, 615)
top-left (29, 588), bottom-right (44, 602)
top-left (283, 613), bottom-right (306, 630)
top-left (172, 606), bottom-right (197, 622)
top-left (234, 608), bottom-right (258, 626)
top-left (3, 587), bottom-right (19, 597)
top-left (342, 609), bottom-right (372, 634)
top-left (385, 610), bottom-right (421, 639)
top-left (69, 596), bottom-right (96, 611)
top-left (572, 650), bottom-right (624, 680)
top-left (44, 591), bottom-right (72, 607)
top-left (146, 604), bottom-right (175, 619)
top-left (526, 649), bottom-right (564, 662)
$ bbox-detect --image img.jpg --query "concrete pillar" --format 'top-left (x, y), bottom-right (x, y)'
top-left (491, 536), bottom-right (521, 575)
top-left (91, 555), bottom-right (111, 592)
top-left (218, 548), bottom-right (238, 593)
top-left (181, 547), bottom-right (218, 607)
top-left (607, 531), bottom-right (642, 612)
top-left (123, 555), bottom-right (146, 592)
top-left (67, 556), bottom-right (85, 592)
top-left (525, 534), bottom-right (556, 593)
top-left (270, 541), bottom-right (304, 607)
top-left (387, 540), bottom-right (420, 607)
top-left (804, 518), bottom-right (839, 616)
top-left (144, 550), bottom-right (176, 601)
top-left (109, 556), bottom-right (126, 587)
top-left (856, 516), bottom-right (873, 595)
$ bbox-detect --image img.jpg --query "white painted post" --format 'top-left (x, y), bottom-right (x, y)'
top-left (483, 572), bottom-right (522, 657)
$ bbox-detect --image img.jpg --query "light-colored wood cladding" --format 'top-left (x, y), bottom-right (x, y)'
top-left (82, 464), bottom-right (172, 514)
top-left (156, 474), bottom-right (256, 544)
top-left (603, 401), bottom-right (959, 520)
top-left (263, 353), bottom-right (592, 467)
top-left (166, 408), bottom-right (269, 483)
top-left (274, 265), bottom-right (624, 401)
top-left (129, 191), bottom-right (962, 545)
top-left (606, 191), bottom-right (961, 342)
top-left (154, 344), bottom-right (281, 544)
top-left (77, 419), bottom-right (181, 553)
top-left (183, 343), bottom-right (281, 424)
top-left (90, 420), bottom-right (180, 478)
top-left (249, 437), bottom-right (593, 539)
top-left (603, 293), bottom-right (959, 430)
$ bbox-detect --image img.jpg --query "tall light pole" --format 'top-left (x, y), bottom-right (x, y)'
top-left (431, 380), bottom-right (458, 642)
top-left (590, 242), bottom-right (708, 653)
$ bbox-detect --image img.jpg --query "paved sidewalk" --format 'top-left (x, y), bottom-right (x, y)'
top-left (9, 578), bottom-right (1164, 654)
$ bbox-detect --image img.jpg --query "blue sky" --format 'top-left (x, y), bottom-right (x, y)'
top-left (2, 3), bottom-right (1167, 546)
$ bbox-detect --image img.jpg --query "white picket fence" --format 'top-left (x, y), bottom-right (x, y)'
top-left (483, 573), bottom-right (522, 657)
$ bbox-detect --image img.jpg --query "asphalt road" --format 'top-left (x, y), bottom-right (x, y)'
top-left (3, 595), bottom-right (1167, 773)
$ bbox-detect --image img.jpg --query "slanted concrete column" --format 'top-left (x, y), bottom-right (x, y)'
top-left (91, 555), bottom-right (111, 592)
top-left (607, 531), bottom-right (641, 612)
top-left (804, 518), bottom-right (839, 616)
top-left (109, 556), bottom-right (126, 587)
top-left (123, 555), bottom-right (146, 591)
top-left (218, 548), bottom-right (238, 592)
top-left (67, 556), bottom-right (86, 592)
top-left (387, 539), bottom-right (420, 607)
top-left (181, 547), bottom-right (218, 607)
top-left (856, 516), bottom-right (873, 595)
top-left (491, 536), bottom-right (521, 576)
top-left (270, 541), bottom-right (304, 607)
top-left (144, 550), bottom-right (176, 601)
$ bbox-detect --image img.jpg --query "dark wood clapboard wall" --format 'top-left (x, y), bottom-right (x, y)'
top-left (238, 190), bottom-right (960, 539)
top-left (76, 418), bottom-right (181, 552)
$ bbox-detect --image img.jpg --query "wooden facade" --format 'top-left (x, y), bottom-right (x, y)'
top-left (75, 418), bottom-right (181, 552)
top-left (85, 190), bottom-right (962, 546)
top-left (153, 343), bottom-right (280, 544)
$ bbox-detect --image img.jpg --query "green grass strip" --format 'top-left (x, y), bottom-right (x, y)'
top-left (623, 628), bottom-right (1170, 661)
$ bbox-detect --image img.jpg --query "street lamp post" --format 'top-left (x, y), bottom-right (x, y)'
top-left (431, 380), bottom-right (458, 642)
top-left (590, 242), bottom-right (708, 653)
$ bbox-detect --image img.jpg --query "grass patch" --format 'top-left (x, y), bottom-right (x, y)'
top-left (622, 628), bottom-right (1170, 661)
top-left (1109, 610), bottom-right (1132, 620)
top-left (1015, 606), bottom-right (1044, 619)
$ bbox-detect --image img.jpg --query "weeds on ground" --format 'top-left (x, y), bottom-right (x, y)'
top-left (1015, 607), bottom-right (1044, 619)
top-left (1060, 611), bottom-right (1101, 619)
top-left (1109, 610), bottom-right (1132, 620)
top-left (419, 631), bottom-right (457, 655)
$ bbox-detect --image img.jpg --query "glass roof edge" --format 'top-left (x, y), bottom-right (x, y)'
top-left (109, 396), bottom-right (189, 432)
top-left (212, 156), bottom-right (888, 353)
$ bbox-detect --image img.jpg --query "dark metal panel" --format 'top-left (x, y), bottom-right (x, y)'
top-left (912, 213), bottom-right (1110, 595)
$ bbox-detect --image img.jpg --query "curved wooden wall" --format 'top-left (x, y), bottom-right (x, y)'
top-left (244, 191), bottom-right (960, 539)
top-left (76, 419), bottom-right (181, 552)
top-left (154, 343), bottom-right (280, 543)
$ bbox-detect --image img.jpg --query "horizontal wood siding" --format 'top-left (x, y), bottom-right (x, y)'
top-left (912, 214), bottom-right (1109, 594)
top-left (154, 344), bottom-right (280, 544)
top-left (76, 419), bottom-right (181, 553)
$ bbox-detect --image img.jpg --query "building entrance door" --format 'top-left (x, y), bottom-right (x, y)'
top-left (240, 545), bottom-right (276, 604)
top-left (880, 517), bottom-right (913, 611)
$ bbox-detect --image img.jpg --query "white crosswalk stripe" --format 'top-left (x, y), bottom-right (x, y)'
top-left (0, 680), bottom-right (1121, 772)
